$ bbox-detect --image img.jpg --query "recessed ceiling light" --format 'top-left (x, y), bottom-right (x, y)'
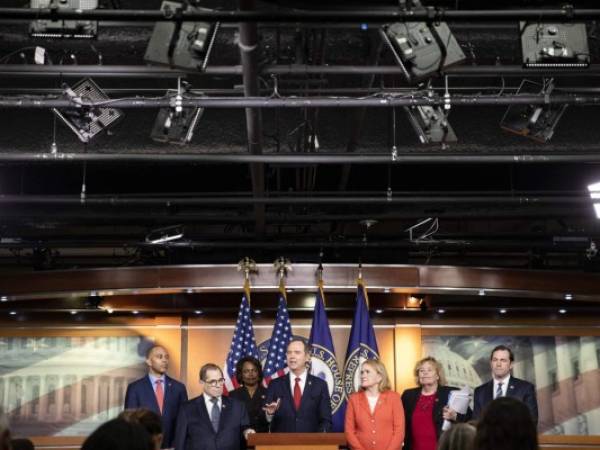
top-left (70, 310), bottom-right (77, 315)
top-left (9, 311), bottom-right (16, 315)
top-left (254, 309), bottom-right (262, 314)
top-left (375, 309), bottom-right (384, 314)
top-left (185, 288), bottom-right (194, 294)
top-left (478, 289), bottom-right (486, 296)
top-left (499, 308), bottom-right (507, 314)
top-left (437, 309), bottom-right (446, 314)
top-left (564, 293), bottom-right (573, 301)
top-left (106, 308), bottom-right (114, 314)
top-left (383, 288), bottom-right (390, 293)
top-left (286, 288), bottom-right (294, 293)
top-left (194, 310), bottom-right (203, 315)
top-left (0, 296), bottom-right (7, 302)
top-left (559, 308), bottom-right (567, 314)
top-left (132, 310), bottom-right (139, 315)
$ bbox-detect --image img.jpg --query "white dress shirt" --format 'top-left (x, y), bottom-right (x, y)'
top-left (148, 374), bottom-right (166, 394)
top-left (289, 370), bottom-right (308, 395)
top-left (204, 394), bottom-right (222, 412)
top-left (493, 374), bottom-right (510, 398)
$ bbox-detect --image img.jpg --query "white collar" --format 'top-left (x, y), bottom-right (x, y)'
top-left (493, 374), bottom-right (511, 385)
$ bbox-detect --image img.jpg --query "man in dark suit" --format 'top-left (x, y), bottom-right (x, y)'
top-left (473, 345), bottom-right (538, 424)
top-left (263, 339), bottom-right (332, 432)
top-left (174, 363), bottom-right (254, 450)
top-left (124, 345), bottom-right (188, 448)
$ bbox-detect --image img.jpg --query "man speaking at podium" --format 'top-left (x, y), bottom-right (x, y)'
top-left (263, 339), bottom-right (332, 432)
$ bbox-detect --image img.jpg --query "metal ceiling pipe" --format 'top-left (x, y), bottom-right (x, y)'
top-left (3, 8), bottom-right (600, 22)
top-left (2, 152), bottom-right (600, 164)
top-left (5, 65), bottom-right (600, 79)
top-left (0, 195), bottom-right (589, 205)
top-left (1, 94), bottom-right (599, 108)
top-left (239, 0), bottom-right (266, 235)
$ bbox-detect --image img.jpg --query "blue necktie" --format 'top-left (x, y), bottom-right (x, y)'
top-left (210, 397), bottom-right (220, 432)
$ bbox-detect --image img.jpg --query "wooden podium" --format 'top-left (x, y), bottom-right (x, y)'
top-left (247, 433), bottom-right (347, 450)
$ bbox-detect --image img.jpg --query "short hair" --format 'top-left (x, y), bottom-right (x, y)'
top-left (360, 359), bottom-right (392, 392)
top-left (200, 363), bottom-right (223, 382)
top-left (82, 418), bottom-right (153, 450)
top-left (438, 423), bottom-right (476, 450)
top-left (119, 408), bottom-right (162, 437)
top-left (235, 356), bottom-right (263, 385)
top-left (414, 356), bottom-right (447, 386)
top-left (475, 397), bottom-right (537, 450)
top-left (490, 345), bottom-right (514, 362)
top-left (145, 345), bottom-right (167, 359)
top-left (287, 338), bottom-right (312, 354)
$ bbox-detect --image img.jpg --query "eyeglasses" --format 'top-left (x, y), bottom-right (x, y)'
top-left (205, 378), bottom-right (226, 387)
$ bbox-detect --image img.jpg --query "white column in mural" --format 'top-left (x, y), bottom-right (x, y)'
top-left (579, 337), bottom-right (600, 434)
top-left (532, 339), bottom-right (554, 433)
top-left (512, 359), bottom-right (526, 379)
top-left (73, 376), bottom-right (82, 421)
top-left (38, 376), bottom-right (47, 422)
top-left (55, 375), bottom-right (64, 422)
top-left (3, 378), bottom-right (9, 414)
top-left (92, 376), bottom-right (100, 415)
top-left (555, 336), bottom-right (579, 434)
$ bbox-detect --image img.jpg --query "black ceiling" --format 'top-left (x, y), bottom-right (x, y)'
top-left (1, 0), bottom-right (600, 271)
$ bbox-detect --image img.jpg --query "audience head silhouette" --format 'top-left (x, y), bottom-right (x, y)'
top-left (437, 423), bottom-right (476, 450)
top-left (81, 418), bottom-right (153, 450)
top-left (475, 397), bottom-right (538, 450)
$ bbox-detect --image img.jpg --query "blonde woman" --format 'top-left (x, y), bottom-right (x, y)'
top-left (401, 357), bottom-right (471, 450)
top-left (345, 360), bottom-right (405, 450)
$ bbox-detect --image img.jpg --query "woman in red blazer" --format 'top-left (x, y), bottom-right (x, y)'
top-left (345, 359), bottom-right (405, 450)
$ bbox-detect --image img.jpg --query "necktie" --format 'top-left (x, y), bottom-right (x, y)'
top-left (495, 382), bottom-right (503, 399)
top-left (293, 377), bottom-right (302, 410)
top-left (210, 397), bottom-right (220, 432)
top-left (155, 379), bottom-right (164, 414)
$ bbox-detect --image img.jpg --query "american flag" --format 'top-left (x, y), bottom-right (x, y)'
top-left (223, 284), bottom-right (259, 392)
top-left (263, 283), bottom-right (293, 385)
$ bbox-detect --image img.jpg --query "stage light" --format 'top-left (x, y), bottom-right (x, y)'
top-left (383, 1), bottom-right (465, 82)
top-left (53, 78), bottom-right (123, 143)
top-left (151, 100), bottom-right (204, 145)
top-left (564, 293), bottom-right (573, 301)
top-left (500, 79), bottom-right (567, 143)
top-left (405, 295), bottom-right (423, 310)
top-left (520, 22), bottom-right (590, 68)
top-left (146, 225), bottom-right (184, 244)
top-left (404, 105), bottom-right (457, 144)
top-left (30, 0), bottom-right (98, 39)
top-left (144, 1), bottom-right (218, 70)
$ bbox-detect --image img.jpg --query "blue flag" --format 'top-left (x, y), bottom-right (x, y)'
top-left (342, 280), bottom-right (380, 402)
top-left (309, 284), bottom-right (345, 431)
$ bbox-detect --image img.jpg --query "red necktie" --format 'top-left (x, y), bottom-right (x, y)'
top-left (293, 377), bottom-right (302, 411)
top-left (155, 379), bottom-right (164, 414)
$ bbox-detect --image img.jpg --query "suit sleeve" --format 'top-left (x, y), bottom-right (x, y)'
top-left (124, 383), bottom-right (138, 410)
top-left (385, 394), bottom-right (405, 450)
top-left (318, 381), bottom-right (333, 432)
top-left (523, 383), bottom-right (538, 426)
top-left (173, 405), bottom-right (188, 450)
top-left (344, 396), bottom-right (365, 450)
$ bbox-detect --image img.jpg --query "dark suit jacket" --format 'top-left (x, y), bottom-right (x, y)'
top-left (229, 386), bottom-right (269, 433)
top-left (174, 395), bottom-right (250, 450)
top-left (265, 373), bottom-right (332, 432)
top-left (401, 386), bottom-right (471, 450)
top-left (124, 375), bottom-right (188, 448)
top-left (473, 376), bottom-right (538, 425)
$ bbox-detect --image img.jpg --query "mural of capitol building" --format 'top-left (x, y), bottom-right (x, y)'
top-left (423, 336), bottom-right (600, 435)
top-left (0, 336), bottom-right (148, 436)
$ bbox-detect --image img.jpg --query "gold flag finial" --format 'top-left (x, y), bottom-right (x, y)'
top-left (273, 256), bottom-right (292, 282)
